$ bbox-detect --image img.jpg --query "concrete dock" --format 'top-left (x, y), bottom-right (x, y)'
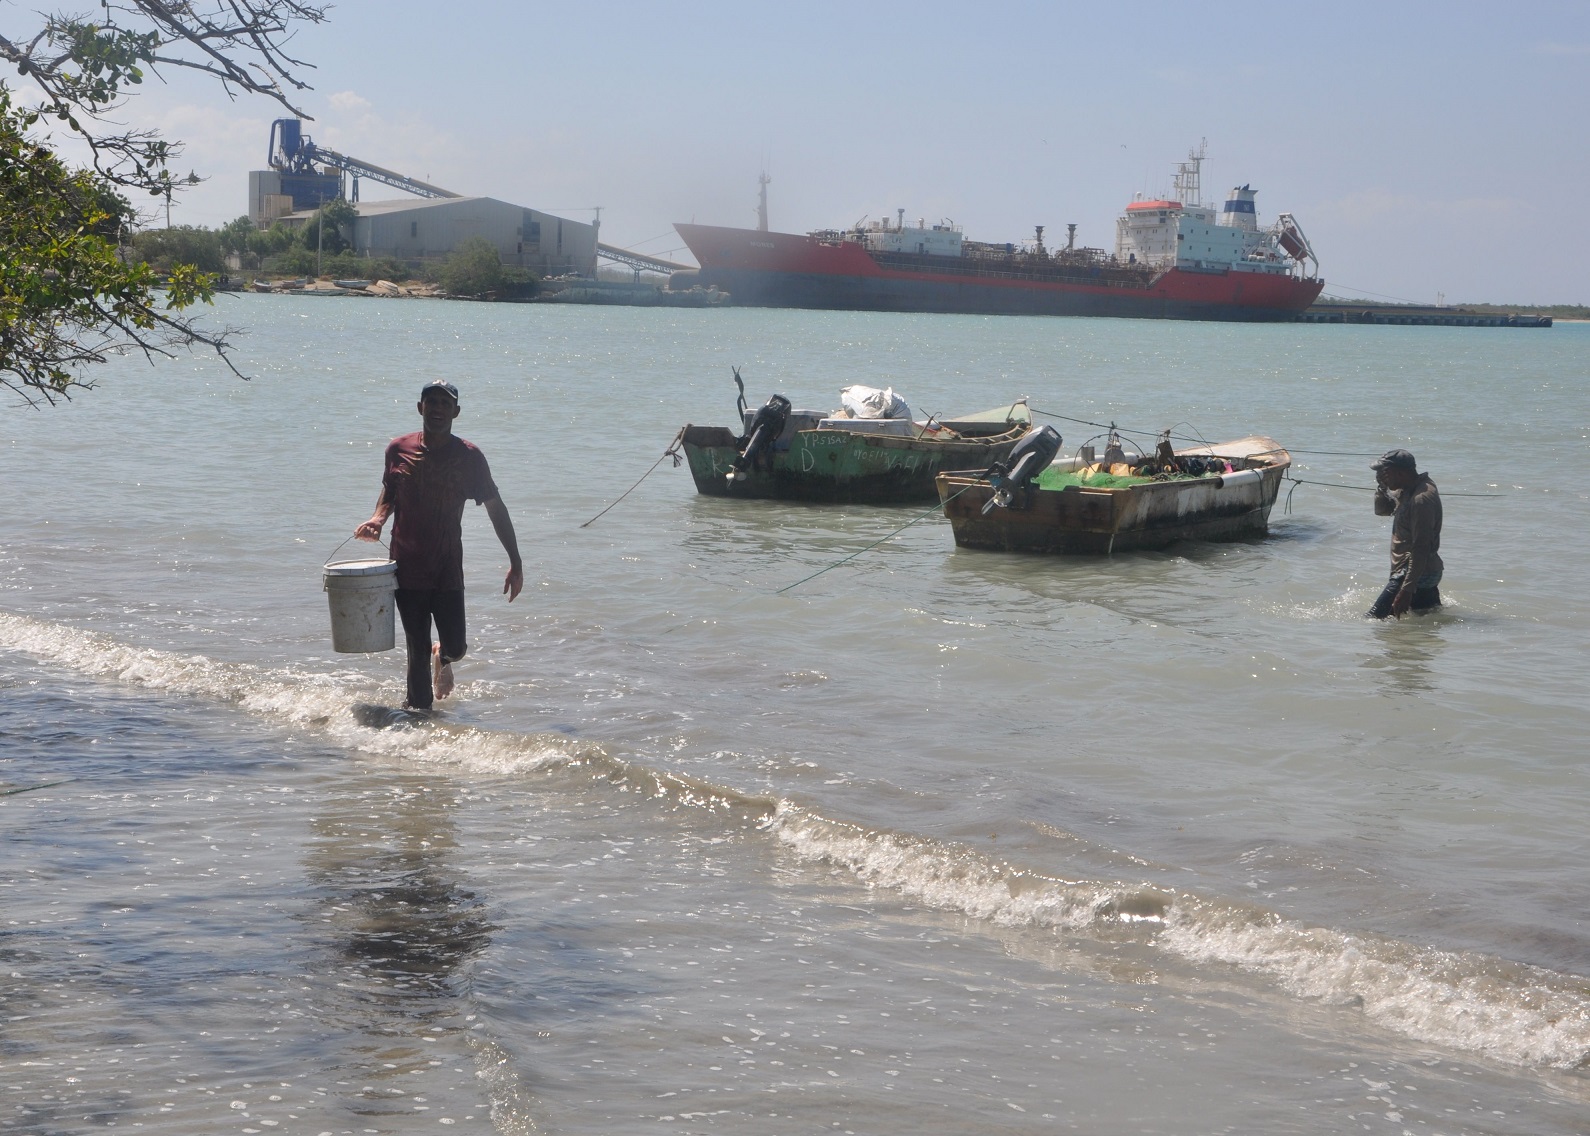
top-left (1297, 303), bottom-right (1552, 327)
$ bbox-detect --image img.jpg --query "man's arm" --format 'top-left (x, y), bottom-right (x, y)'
top-left (484, 496), bottom-right (524, 601)
top-left (355, 485), bottom-right (392, 541)
top-left (1373, 470), bottom-right (1397, 516)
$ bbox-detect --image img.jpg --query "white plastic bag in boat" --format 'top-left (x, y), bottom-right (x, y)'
top-left (839, 384), bottom-right (911, 420)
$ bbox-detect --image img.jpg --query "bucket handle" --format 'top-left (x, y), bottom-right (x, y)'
top-left (325, 533), bottom-right (390, 568)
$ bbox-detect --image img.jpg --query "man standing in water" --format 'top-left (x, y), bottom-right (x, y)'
top-left (1367, 448), bottom-right (1443, 619)
top-left (355, 380), bottom-right (523, 711)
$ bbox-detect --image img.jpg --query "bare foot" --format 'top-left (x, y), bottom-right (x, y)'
top-left (432, 643), bottom-right (455, 700)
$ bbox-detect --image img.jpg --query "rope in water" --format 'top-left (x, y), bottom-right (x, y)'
top-left (580, 428), bottom-right (686, 528)
top-left (0, 779), bottom-right (75, 797)
top-left (776, 485), bottom-right (975, 595)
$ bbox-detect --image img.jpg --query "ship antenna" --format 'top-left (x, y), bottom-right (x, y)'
top-left (756, 172), bottom-right (771, 232)
top-left (1174, 138), bottom-right (1207, 206)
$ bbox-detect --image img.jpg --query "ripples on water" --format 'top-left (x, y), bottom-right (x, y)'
top-left (2, 303), bottom-right (1587, 1132)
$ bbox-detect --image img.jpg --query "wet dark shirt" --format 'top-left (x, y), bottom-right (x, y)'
top-left (382, 432), bottom-right (499, 590)
top-left (1374, 474), bottom-right (1443, 583)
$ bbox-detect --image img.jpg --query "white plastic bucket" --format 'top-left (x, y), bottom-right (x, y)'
top-left (323, 558), bottom-right (398, 653)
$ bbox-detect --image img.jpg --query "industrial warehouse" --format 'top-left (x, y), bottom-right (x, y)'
top-left (246, 118), bottom-right (604, 278)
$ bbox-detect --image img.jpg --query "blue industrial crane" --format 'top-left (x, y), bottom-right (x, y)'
top-left (268, 118), bottom-right (461, 202)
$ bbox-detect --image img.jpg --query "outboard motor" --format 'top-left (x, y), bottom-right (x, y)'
top-left (729, 393), bottom-right (792, 482)
top-left (982, 424), bottom-right (1061, 513)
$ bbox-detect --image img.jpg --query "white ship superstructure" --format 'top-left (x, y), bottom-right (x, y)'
top-left (1114, 146), bottom-right (1316, 277)
top-left (854, 209), bottom-right (965, 257)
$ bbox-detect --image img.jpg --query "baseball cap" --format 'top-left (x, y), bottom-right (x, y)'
top-left (419, 379), bottom-right (459, 403)
top-left (1372, 448), bottom-right (1417, 472)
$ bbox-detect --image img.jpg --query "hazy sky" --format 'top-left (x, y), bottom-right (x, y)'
top-left (20, 0), bottom-right (1590, 304)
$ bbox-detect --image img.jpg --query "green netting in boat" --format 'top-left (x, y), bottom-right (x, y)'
top-left (1035, 468), bottom-right (1155, 490)
top-left (1035, 467), bottom-right (1221, 490)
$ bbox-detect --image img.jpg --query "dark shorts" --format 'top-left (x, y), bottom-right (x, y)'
top-left (395, 589), bottom-right (467, 710)
top-left (1367, 571), bottom-right (1442, 620)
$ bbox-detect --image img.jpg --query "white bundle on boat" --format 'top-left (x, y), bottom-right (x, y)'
top-left (838, 384), bottom-right (912, 421)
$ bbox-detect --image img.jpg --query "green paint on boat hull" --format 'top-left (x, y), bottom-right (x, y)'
top-left (681, 414), bottom-right (1030, 505)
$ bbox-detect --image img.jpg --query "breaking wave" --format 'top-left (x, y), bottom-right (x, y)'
top-left (4, 611), bottom-right (1587, 1072)
top-left (765, 806), bottom-right (1590, 1070)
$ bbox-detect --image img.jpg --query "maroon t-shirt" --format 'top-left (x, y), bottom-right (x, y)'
top-left (382, 431), bottom-right (499, 590)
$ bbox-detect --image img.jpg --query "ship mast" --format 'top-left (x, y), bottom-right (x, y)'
top-left (756, 172), bottom-right (771, 232)
top-left (1173, 138), bottom-right (1207, 206)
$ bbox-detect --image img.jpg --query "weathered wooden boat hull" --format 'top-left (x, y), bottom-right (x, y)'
top-left (683, 420), bottom-right (1030, 504)
top-left (937, 437), bottom-right (1290, 554)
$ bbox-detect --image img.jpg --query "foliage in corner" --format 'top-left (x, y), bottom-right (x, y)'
top-left (0, 92), bottom-right (219, 406)
top-left (0, 1), bottom-right (329, 406)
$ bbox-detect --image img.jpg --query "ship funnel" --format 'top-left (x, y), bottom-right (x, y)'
top-left (1220, 184), bottom-right (1258, 231)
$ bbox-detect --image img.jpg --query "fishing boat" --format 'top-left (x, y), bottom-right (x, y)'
top-left (680, 381), bottom-right (1032, 504)
top-left (937, 434), bottom-right (1290, 554)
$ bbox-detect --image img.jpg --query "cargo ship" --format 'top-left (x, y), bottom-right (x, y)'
top-left (672, 149), bottom-right (1322, 322)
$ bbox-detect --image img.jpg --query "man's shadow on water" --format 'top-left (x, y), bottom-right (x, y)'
top-left (298, 765), bottom-right (647, 1027)
top-left (301, 774), bottom-right (497, 1005)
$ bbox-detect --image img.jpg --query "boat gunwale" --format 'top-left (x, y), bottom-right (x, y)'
top-left (937, 439), bottom-right (1292, 498)
top-left (934, 437), bottom-right (1290, 553)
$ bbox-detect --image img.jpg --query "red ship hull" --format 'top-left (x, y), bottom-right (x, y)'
top-left (674, 223), bottom-right (1323, 322)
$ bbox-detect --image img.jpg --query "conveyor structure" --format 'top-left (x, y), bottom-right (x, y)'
top-left (265, 118), bottom-right (690, 277)
top-left (269, 118), bottom-right (460, 202)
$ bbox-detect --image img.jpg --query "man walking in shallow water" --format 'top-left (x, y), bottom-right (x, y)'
top-left (355, 380), bottom-right (523, 711)
top-left (1367, 448), bottom-right (1443, 619)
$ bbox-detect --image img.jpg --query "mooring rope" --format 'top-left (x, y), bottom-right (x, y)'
top-left (1027, 407), bottom-right (1389, 457)
top-left (581, 428), bottom-right (687, 528)
top-left (1282, 474), bottom-right (1502, 516)
top-left (776, 484), bottom-right (976, 595)
top-left (1285, 475), bottom-right (1501, 497)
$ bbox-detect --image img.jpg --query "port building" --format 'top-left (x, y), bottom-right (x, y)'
top-left (348, 198), bottom-right (595, 277)
top-left (248, 191), bottom-right (596, 278)
top-left (248, 118), bottom-right (597, 276)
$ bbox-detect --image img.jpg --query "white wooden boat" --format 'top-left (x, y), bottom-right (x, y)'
top-left (937, 435), bottom-right (1290, 554)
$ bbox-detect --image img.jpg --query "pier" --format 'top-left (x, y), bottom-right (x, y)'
top-left (1297, 302), bottom-right (1552, 327)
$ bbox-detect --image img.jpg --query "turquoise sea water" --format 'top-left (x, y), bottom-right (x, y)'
top-left (3, 299), bottom-right (1587, 1134)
